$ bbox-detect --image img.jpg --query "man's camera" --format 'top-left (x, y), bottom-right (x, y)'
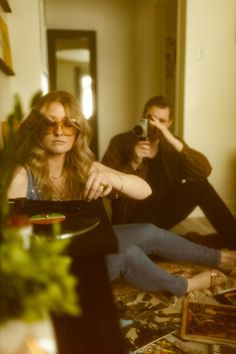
top-left (133, 118), bottom-right (156, 140)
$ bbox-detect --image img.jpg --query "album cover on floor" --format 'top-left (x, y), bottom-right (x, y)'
top-left (135, 336), bottom-right (186, 353)
top-left (181, 301), bottom-right (236, 345)
top-left (115, 290), bottom-right (176, 319)
top-left (115, 289), bottom-right (183, 351)
top-left (215, 288), bottom-right (236, 306)
top-left (120, 315), bottom-right (176, 352)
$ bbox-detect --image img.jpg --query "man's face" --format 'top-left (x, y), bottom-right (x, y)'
top-left (145, 105), bottom-right (172, 140)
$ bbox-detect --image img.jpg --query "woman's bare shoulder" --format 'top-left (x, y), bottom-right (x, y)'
top-left (7, 166), bottom-right (28, 199)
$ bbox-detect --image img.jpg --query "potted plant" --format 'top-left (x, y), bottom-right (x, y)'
top-left (0, 91), bottom-right (43, 223)
top-left (0, 217), bottom-right (80, 354)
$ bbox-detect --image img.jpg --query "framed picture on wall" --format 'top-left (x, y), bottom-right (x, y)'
top-left (0, 15), bottom-right (14, 75)
top-left (0, 0), bottom-right (11, 12)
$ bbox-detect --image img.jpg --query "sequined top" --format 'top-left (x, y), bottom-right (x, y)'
top-left (26, 168), bottom-right (39, 200)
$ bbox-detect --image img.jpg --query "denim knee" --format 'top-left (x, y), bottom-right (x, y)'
top-left (121, 244), bottom-right (143, 276)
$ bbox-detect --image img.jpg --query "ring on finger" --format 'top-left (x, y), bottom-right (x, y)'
top-left (99, 183), bottom-right (106, 192)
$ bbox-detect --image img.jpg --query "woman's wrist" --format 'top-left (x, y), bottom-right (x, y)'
top-left (116, 173), bottom-right (123, 192)
top-left (108, 172), bottom-right (124, 192)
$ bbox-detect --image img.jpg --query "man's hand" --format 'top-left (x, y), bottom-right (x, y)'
top-left (131, 140), bottom-right (157, 170)
top-left (149, 115), bottom-right (184, 152)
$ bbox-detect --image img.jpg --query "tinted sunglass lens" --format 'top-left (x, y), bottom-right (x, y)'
top-left (41, 116), bottom-right (79, 135)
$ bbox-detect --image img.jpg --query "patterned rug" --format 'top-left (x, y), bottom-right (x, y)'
top-left (112, 261), bottom-right (236, 354)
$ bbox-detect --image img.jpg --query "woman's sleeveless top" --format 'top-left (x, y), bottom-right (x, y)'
top-left (26, 168), bottom-right (39, 200)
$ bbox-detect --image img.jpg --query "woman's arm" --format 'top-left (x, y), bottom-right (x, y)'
top-left (84, 161), bottom-right (152, 201)
top-left (7, 167), bottom-right (28, 199)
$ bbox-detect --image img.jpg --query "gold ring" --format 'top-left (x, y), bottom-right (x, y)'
top-left (99, 183), bottom-right (106, 192)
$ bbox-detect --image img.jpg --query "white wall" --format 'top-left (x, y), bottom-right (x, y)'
top-left (0, 11), bottom-right (14, 123)
top-left (0, 0), bottom-right (44, 124)
top-left (135, 0), bottom-right (162, 114)
top-left (184, 0), bottom-right (236, 214)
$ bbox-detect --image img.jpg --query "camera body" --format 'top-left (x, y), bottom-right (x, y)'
top-left (133, 118), bottom-right (156, 140)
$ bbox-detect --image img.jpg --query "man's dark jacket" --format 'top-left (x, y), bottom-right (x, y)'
top-left (101, 131), bottom-right (212, 224)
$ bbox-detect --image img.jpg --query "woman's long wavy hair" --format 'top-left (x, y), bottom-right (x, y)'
top-left (14, 91), bottom-right (95, 200)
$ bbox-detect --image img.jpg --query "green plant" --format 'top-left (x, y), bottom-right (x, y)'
top-left (0, 223), bottom-right (80, 323)
top-left (0, 91), bottom-right (43, 224)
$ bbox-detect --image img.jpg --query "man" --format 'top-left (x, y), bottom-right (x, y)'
top-left (101, 95), bottom-right (236, 249)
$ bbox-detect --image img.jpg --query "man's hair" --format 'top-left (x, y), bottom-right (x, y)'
top-left (143, 95), bottom-right (173, 118)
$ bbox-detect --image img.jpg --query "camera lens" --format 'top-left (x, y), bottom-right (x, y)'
top-left (133, 125), bottom-right (144, 136)
top-left (133, 118), bottom-right (149, 139)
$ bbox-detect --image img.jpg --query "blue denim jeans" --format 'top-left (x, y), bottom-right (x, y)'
top-left (107, 223), bottom-right (221, 296)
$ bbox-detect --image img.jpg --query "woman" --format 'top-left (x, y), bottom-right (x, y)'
top-left (8, 91), bottom-right (236, 296)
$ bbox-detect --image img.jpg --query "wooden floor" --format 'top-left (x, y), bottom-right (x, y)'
top-left (170, 217), bottom-right (215, 236)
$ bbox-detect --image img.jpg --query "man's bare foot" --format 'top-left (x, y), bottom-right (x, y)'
top-left (219, 250), bottom-right (236, 270)
top-left (186, 270), bottom-right (226, 293)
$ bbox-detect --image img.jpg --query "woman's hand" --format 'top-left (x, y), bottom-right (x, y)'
top-left (84, 164), bottom-right (113, 200)
top-left (84, 161), bottom-right (152, 200)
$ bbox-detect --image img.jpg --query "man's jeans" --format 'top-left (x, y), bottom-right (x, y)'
top-left (131, 180), bottom-right (236, 249)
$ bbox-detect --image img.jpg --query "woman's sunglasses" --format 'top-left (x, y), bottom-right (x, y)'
top-left (38, 112), bottom-right (80, 136)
